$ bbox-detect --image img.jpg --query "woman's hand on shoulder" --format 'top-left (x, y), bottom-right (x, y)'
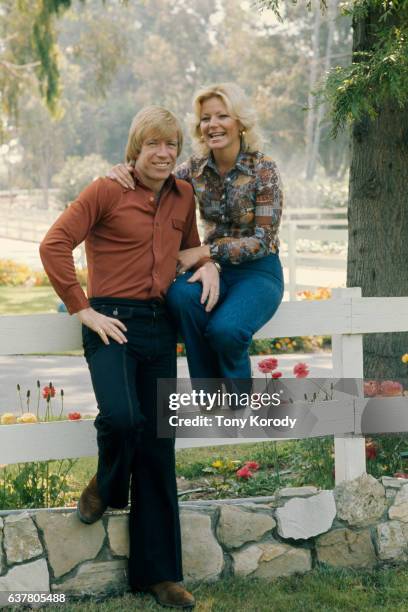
top-left (77, 307), bottom-right (128, 345)
top-left (106, 163), bottom-right (135, 190)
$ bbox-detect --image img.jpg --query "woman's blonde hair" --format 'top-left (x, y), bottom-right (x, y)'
top-left (125, 106), bottom-right (183, 162)
top-left (190, 83), bottom-right (262, 156)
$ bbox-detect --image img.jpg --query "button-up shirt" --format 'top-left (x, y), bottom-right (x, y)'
top-left (39, 174), bottom-right (200, 314)
top-left (176, 149), bottom-right (283, 264)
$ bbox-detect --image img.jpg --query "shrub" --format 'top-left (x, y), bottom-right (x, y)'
top-left (0, 259), bottom-right (32, 286)
top-left (52, 154), bottom-right (111, 205)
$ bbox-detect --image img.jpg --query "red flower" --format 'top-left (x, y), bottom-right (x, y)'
top-left (272, 371), bottom-right (282, 379)
top-left (293, 362), bottom-right (309, 378)
top-left (379, 380), bottom-right (403, 397)
top-left (257, 358), bottom-right (278, 374)
top-left (365, 441), bottom-right (378, 460)
top-left (393, 472), bottom-right (408, 479)
top-left (364, 380), bottom-right (380, 397)
top-left (68, 412), bottom-right (81, 421)
top-left (236, 466), bottom-right (253, 479)
top-left (245, 461), bottom-right (260, 471)
top-left (42, 385), bottom-right (56, 399)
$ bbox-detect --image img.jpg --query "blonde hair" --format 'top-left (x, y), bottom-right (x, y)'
top-left (125, 106), bottom-right (183, 162)
top-left (190, 83), bottom-right (262, 156)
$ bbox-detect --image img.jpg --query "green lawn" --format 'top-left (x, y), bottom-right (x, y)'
top-left (0, 286), bottom-right (58, 314)
top-left (22, 567), bottom-right (408, 611)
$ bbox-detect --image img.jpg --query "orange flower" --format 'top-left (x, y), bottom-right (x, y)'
top-left (379, 381), bottom-right (403, 397)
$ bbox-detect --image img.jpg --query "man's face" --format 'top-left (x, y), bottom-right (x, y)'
top-left (134, 131), bottom-right (178, 190)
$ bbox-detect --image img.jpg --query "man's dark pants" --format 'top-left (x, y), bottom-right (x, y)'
top-left (82, 297), bottom-right (182, 588)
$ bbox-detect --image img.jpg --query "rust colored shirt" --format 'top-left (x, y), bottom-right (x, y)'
top-left (39, 174), bottom-right (200, 314)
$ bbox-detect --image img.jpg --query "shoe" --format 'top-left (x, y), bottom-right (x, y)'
top-left (139, 581), bottom-right (195, 609)
top-left (77, 474), bottom-right (107, 524)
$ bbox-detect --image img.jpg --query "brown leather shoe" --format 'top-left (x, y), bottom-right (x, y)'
top-left (77, 475), bottom-right (107, 524)
top-left (148, 581), bottom-right (195, 609)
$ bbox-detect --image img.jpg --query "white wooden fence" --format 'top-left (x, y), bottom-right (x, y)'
top-left (1, 287), bottom-right (408, 485)
top-left (280, 207), bottom-right (348, 299)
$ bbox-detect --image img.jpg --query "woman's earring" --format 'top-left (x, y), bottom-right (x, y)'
top-left (240, 129), bottom-right (246, 137)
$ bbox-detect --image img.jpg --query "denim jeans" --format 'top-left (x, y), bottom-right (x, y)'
top-left (166, 253), bottom-right (284, 390)
top-left (82, 297), bottom-right (182, 588)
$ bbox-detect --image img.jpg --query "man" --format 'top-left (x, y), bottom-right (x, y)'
top-left (40, 106), bottom-right (219, 609)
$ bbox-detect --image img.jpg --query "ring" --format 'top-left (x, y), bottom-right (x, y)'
top-left (97, 328), bottom-right (103, 335)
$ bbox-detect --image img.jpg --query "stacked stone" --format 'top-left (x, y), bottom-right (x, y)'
top-left (1, 474), bottom-right (408, 597)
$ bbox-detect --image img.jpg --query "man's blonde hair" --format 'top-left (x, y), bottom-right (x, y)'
top-left (125, 106), bottom-right (183, 162)
top-left (190, 83), bottom-right (262, 156)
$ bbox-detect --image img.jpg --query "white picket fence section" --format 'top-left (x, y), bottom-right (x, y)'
top-left (1, 287), bottom-right (408, 485)
top-left (280, 207), bottom-right (348, 299)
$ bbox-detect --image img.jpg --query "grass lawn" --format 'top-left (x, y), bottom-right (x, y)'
top-left (0, 286), bottom-right (58, 314)
top-left (24, 567), bottom-right (408, 611)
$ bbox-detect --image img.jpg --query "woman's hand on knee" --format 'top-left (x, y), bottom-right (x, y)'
top-left (77, 308), bottom-right (128, 345)
top-left (188, 262), bottom-right (220, 312)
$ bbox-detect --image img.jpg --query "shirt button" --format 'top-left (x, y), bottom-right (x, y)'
top-left (221, 194), bottom-right (225, 200)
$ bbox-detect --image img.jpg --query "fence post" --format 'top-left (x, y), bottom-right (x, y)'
top-left (331, 287), bottom-right (366, 484)
top-left (288, 222), bottom-right (297, 300)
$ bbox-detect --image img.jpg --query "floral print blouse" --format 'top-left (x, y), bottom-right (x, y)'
top-left (175, 149), bottom-right (283, 265)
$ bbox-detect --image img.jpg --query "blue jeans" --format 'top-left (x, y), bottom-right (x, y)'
top-left (166, 253), bottom-right (284, 386)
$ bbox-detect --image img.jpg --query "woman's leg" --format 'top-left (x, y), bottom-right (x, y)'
top-left (166, 272), bottom-right (227, 379)
top-left (205, 255), bottom-right (284, 381)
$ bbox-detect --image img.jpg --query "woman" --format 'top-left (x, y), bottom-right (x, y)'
top-left (109, 83), bottom-right (284, 394)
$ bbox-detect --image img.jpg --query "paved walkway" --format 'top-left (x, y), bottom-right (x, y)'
top-left (0, 352), bottom-right (332, 418)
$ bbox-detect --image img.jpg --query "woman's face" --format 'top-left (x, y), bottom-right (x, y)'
top-left (199, 96), bottom-right (241, 153)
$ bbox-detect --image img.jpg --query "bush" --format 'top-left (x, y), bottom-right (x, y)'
top-left (0, 259), bottom-right (32, 286)
top-left (52, 154), bottom-right (111, 205)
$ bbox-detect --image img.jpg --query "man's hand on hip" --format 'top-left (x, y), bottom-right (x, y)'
top-left (77, 307), bottom-right (128, 345)
top-left (187, 261), bottom-right (220, 312)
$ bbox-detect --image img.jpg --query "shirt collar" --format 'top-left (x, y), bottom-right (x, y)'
top-left (132, 170), bottom-right (181, 195)
top-left (193, 148), bottom-right (256, 178)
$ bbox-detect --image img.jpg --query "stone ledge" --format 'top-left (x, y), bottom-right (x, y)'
top-left (0, 477), bottom-right (405, 595)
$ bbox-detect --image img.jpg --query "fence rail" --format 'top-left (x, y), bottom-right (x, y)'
top-left (1, 287), bottom-right (408, 484)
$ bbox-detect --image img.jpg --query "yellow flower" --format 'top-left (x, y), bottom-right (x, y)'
top-left (16, 412), bottom-right (38, 424)
top-left (275, 342), bottom-right (281, 349)
top-left (212, 460), bottom-right (224, 469)
top-left (1, 413), bottom-right (17, 425)
top-left (401, 354), bottom-right (408, 364)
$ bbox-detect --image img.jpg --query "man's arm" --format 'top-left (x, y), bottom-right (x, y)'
top-left (39, 179), bottom-right (128, 344)
top-left (39, 179), bottom-right (105, 314)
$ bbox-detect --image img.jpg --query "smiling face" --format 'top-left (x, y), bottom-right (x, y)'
top-left (134, 131), bottom-right (178, 192)
top-left (199, 96), bottom-right (242, 154)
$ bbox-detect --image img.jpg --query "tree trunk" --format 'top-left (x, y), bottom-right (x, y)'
top-left (347, 10), bottom-right (408, 378)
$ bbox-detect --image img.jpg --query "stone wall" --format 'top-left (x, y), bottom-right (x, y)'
top-left (0, 474), bottom-right (407, 597)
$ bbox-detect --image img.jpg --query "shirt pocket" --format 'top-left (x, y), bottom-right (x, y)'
top-left (172, 218), bottom-right (185, 232)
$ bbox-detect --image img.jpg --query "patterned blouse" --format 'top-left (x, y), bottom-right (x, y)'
top-left (175, 149), bottom-right (283, 265)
